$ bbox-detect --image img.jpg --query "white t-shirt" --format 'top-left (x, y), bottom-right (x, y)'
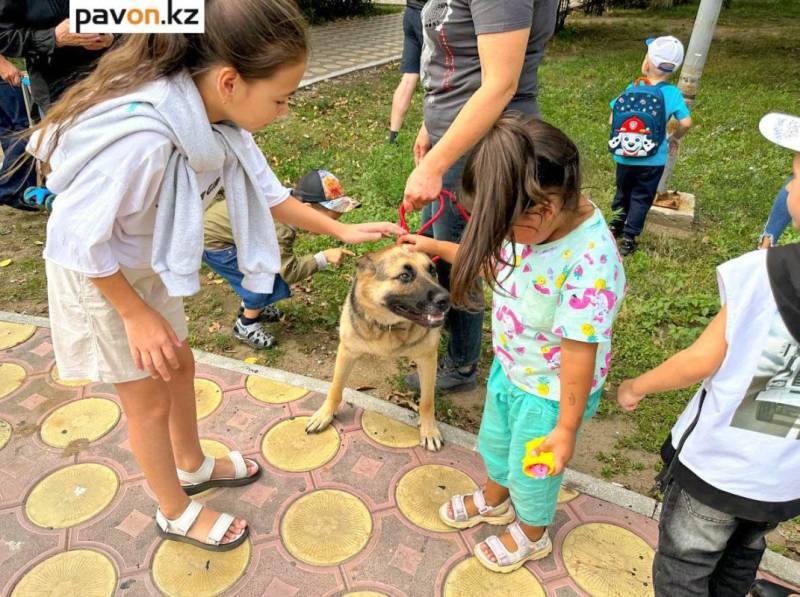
top-left (43, 129), bottom-right (290, 277)
top-left (671, 249), bottom-right (800, 507)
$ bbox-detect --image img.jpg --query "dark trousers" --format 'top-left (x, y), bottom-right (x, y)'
top-left (421, 155), bottom-right (483, 368)
top-left (0, 81), bottom-right (37, 207)
top-left (610, 163), bottom-right (665, 238)
top-left (654, 478), bottom-right (778, 597)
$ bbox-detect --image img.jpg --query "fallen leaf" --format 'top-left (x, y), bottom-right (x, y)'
top-left (0, 259), bottom-right (11, 267)
top-left (34, 240), bottom-right (43, 246)
top-left (244, 357), bottom-right (258, 364)
top-left (355, 385), bottom-right (376, 392)
top-left (210, 278), bottom-right (224, 285)
top-left (207, 322), bottom-right (221, 333)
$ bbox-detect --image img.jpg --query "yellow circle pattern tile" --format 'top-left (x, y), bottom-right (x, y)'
top-left (281, 489), bottom-right (371, 567)
top-left (200, 438), bottom-right (230, 458)
top-left (40, 398), bottom-right (121, 448)
top-left (11, 549), bottom-right (116, 597)
top-left (50, 366), bottom-right (91, 387)
top-left (152, 538), bottom-right (250, 597)
top-left (194, 378), bottom-right (223, 420)
top-left (0, 321), bottom-right (36, 350)
top-left (361, 410), bottom-right (419, 448)
top-left (0, 362), bottom-right (26, 399)
top-left (444, 557), bottom-right (545, 597)
top-left (0, 418), bottom-right (11, 451)
top-left (245, 375), bottom-right (307, 404)
top-left (558, 486), bottom-right (580, 503)
top-left (396, 465), bottom-right (478, 533)
top-left (26, 463), bottom-right (118, 529)
top-left (261, 417), bottom-right (339, 472)
top-left (563, 523), bottom-right (655, 596)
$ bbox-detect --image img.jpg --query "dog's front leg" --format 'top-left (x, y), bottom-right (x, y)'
top-left (416, 351), bottom-right (443, 452)
top-left (306, 342), bottom-right (357, 434)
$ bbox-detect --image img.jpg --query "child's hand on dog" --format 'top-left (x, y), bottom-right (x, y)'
top-left (337, 222), bottom-right (405, 244)
top-left (323, 248), bottom-right (354, 266)
top-left (398, 233), bottom-right (439, 255)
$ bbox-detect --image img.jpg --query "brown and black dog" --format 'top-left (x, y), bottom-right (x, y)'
top-left (305, 245), bottom-right (450, 451)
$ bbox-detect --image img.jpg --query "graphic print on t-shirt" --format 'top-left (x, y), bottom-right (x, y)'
top-left (420, 0), bottom-right (455, 99)
top-left (730, 314), bottom-right (800, 439)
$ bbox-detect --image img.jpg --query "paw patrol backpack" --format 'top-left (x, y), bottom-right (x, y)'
top-left (608, 78), bottom-right (667, 158)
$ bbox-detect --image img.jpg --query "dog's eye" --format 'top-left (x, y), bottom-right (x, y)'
top-left (398, 271), bottom-right (414, 283)
top-left (428, 265), bottom-right (437, 277)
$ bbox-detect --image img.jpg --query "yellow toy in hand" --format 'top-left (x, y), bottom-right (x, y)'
top-left (522, 437), bottom-right (556, 479)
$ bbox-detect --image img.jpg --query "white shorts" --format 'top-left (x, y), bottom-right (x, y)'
top-left (45, 260), bottom-right (189, 384)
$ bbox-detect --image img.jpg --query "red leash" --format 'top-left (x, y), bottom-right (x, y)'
top-left (398, 190), bottom-right (470, 262)
top-left (399, 189), bottom-right (471, 235)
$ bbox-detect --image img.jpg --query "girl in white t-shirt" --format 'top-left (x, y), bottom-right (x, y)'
top-left (27, 0), bottom-right (402, 552)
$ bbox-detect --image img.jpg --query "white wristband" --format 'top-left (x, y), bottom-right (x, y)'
top-left (314, 251), bottom-right (328, 270)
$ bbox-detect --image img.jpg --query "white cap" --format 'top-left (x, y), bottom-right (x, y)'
top-left (646, 36), bottom-right (684, 73)
top-left (759, 112), bottom-right (800, 152)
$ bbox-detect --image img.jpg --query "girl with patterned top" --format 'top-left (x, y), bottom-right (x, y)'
top-left (400, 114), bottom-right (627, 573)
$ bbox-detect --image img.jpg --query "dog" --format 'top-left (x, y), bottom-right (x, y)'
top-left (305, 245), bottom-right (450, 451)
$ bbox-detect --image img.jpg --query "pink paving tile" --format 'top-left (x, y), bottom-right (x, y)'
top-left (0, 510), bottom-right (66, 597)
top-left (200, 388), bottom-right (290, 450)
top-left (261, 577), bottom-right (300, 597)
top-left (288, 391), bottom-right (361, 432)
top-left (114, 509), bottom-right (152, 539)
top-left (196, 363), bottom-right (247, 391)
top-left (227, 410), bottom-right (258, 431)
top-left (0, 437), bottom-right (74, 508)
top-left (389, 543), bottom-right (425, 576)
top-left (18, 393), bottom-right (48, 411)
top-left (569, 494), bottom-right (659, 547)
top-left (240, 482), bottom-right (277, 508)
top-left (351, 455), bottom-right (384, 480)
top-left (29, 341), bottom-right (53, 358)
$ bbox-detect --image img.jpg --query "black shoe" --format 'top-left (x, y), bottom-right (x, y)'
top-left (237, 303), bottom-right (283, 323)
top-left (750, 579), bottom-right (797, 597)
top-left (610, 224), bottom-right (624, 239)
top-left (620, 236), bottom-right (638, 257)
top-left (405, 358), bottom-right (478, 395)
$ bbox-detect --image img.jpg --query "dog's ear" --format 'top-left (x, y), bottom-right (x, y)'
top-left (357, 254), bottom-right (376, 274)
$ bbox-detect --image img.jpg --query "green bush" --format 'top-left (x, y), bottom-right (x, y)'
top-left (296, 0), bottom-right (374, 24)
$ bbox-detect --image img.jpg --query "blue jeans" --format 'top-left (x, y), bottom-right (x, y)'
top-left (0, 81), bottom-right (37, 207)
top-left (421, 155), bottom-right (483, 368)
top-left (611, 163), bottom-right (666, 238)
top-left (760, 176), bottom-right (793, 246)
top-left (202, 246), bottom-right (291, 311)
top-left (654, 478), bottom-right (778, 597)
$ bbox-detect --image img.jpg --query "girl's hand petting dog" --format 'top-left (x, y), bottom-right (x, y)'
top-left (398, 233), bottom-right (440, 256)
top-left (337, 222), bottom-right (406, 244)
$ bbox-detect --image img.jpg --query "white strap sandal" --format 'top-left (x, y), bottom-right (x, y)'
top-left (155, 500), bottom-right (249, 552)
top-left (177, 451), bottom-right (261, 496)
top-left (474, 522), bottom-right (553, 573)
top-left (438, 488), bottom-right (516, 529)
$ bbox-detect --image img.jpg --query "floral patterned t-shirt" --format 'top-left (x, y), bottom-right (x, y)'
top-left (492, 207), bottom-right (627, 401)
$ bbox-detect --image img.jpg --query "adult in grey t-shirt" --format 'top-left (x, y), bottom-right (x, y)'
top-left (421, 0), bottom-right (558, 142)
top-left (401, 0), bottom-right (558, 393)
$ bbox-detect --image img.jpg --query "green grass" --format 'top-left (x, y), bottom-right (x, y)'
top-left (245, 0), bottom-right (800, 453)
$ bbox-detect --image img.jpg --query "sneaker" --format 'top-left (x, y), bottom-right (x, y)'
top-left (750, 579), bottom-right (796, 597)
top-left (233, 319), bottom-right (277, 350)
top-left (405, 357), bottom-right (478, 395)
top-left (619, 236), bottom-right (638, 257)
top-left (237, 303), bottom-right (283, 323)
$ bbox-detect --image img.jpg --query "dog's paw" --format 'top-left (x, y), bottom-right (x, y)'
top-left (305, 407), bottom-right (335, 434)
top-left (419, 424), bottom-right (444, 452)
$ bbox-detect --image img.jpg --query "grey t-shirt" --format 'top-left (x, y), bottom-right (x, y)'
top-left (420, 0), bottom-right (558, 141)
top-left (407, 0), bottom-right (428, 9)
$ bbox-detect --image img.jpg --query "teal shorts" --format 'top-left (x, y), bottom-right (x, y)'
top-left (477, 359), bottom-right (601, 526)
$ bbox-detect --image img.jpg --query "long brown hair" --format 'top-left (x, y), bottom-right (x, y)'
top-left (29, 0), bottom-right (308, 167)
top-left (450, 114), bottom-right (582, 308)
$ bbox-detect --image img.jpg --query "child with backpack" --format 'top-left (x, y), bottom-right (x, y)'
top-left (608, 36), bottom-right (692, 256)
top-left (617, 112), bottom-right (800, 596)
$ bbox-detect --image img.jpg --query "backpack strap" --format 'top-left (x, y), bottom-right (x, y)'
top-left (656, 387), bottom-right (708, 491)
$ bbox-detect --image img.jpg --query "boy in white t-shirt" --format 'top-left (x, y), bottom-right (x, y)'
top-left (617, 112), bottom-right (800, 596)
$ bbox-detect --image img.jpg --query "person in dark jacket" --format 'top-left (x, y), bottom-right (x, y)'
top-left (0, 54), bottom-right (36, 210)
top-left (0, 0), bottom-right (112, 111)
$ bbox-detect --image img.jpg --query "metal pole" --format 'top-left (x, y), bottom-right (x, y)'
top-left (657, 0), bottom-right (723, 193)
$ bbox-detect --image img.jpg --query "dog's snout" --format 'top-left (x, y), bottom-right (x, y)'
top-left (428, 289), bottom-right (450, 311)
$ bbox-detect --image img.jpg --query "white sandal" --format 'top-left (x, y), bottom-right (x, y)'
top-left (177, 451), bottom-right (261, 496)
top-left (438, 489), bottom-right (516, 529)
top-left (474, 522), bottom-right (552, 573)
top-left (155, 501), bottom-right (249, 552)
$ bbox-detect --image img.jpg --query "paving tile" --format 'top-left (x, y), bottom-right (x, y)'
top-left (0, 508), bottom-right (66, 596)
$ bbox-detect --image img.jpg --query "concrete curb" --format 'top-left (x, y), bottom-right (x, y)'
top-left (4, 312), bottom-right (800, 585)
top-left (299, 55), bottom-right (402, 90)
